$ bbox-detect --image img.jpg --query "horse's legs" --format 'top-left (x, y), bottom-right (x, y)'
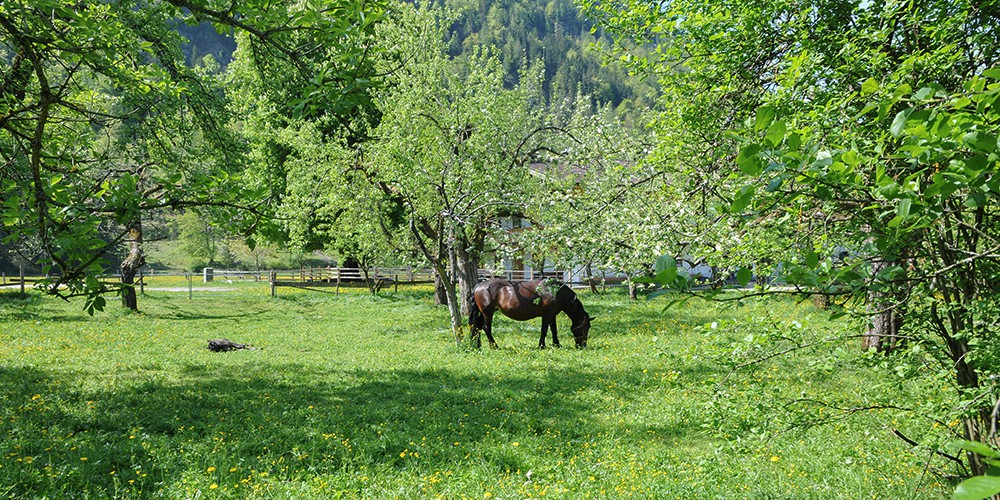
top-left (550, 317), bottom-right (561, 348)
top-left (483, 311), bottom-right (499, 349)
top-left (470, 302), bottom-right (483, 349)
top-left (539, 316), bottom-right (554, 349)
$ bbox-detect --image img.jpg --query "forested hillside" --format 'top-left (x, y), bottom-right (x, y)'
top-left (438, 0), bottom-right (656, 114)
top-left (180, 0), bottom-right (655, 116)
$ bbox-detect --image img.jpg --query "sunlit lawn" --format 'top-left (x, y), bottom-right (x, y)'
top-left (0, 284), bottom-right (948, 498)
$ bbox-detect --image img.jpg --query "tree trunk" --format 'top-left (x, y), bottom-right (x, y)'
top-left (434, 273), bottom-right (448, 305)
top-left (862, 258), bottom-right (903, 352)
top-left (359, 265), bottom-right (375, 294)
top-left (410, 217), bottom-right (463, 346)
top-left (625, 272), bottom-right (638, 300)
top-left (454, 231), bottom-right (481, 318)
top-left (432, 259), bottom-right (464, 347)
top-left (862, 306), bottom-right (903, 352)
top-left (443, 271), bottom-right (463, 346)
top-left (120, 215), bottom-right (145, 311)
top-left (586, 263), bottom-right (600, 294)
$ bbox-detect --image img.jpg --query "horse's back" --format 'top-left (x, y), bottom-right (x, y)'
top-left (474, 279), bottom-right (541, 301)
top-left (475, 279), bottom-right (557, 321)
top-left (473, 279), bottom-right (507, 311)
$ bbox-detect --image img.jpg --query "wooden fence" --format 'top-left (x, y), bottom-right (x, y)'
top-left (2, 265), bottom-right (624, 297)
top-left (268, 267), bottom-right (435, 296)
top-left (267, 267), bottom-right (620, 296)
top-left (0, 266), bottom-right (30, 293)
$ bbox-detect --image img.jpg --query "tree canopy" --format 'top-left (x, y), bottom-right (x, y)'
top-left (0, 0), bottom-right (385, 311)
top-left (583, 0), bottom-right (1000, 482)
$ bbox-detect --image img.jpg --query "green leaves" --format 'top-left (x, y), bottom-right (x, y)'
top-left (639, 254), bottom-right (692, 293)
top-left (954, 475), bottom-right (1000, 500)
top-left (0, 0), bottom-right (390, 311)
top-left (755, 105), bottom-right (776, 132)
top-left (890, 109), bottom-right (910, 138)
top-left (861, 77), bottom-right (880, 96)
top-left (963, 131), bottom-right (997, 153)
top-left (737, 143), bottom-right (764, 175)
top-left (736, 267), bottom-right (753, 287)
top-left (804, 251), bottom-right (819, 270)
top-left (764, 120), bottom-right (787, 147)
top-left (887, 198), bottom-right (912, 229)
top-left (953, 441), bottom-right (1000, 500)
top-left (654, 254), bottom-right (678, 284)
top-left (730, 185), bottom-right (756, 213)
top-left (591, 0), bottom-right (1000, 488)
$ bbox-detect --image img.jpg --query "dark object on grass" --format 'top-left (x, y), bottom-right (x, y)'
top-left (207, 339), bottom-right (255, 352)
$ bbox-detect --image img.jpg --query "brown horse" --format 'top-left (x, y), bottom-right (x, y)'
top-left (469, 279), bottom-right (594, 349)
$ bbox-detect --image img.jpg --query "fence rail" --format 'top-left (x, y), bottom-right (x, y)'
top-left (266, 266), bottom-right (626, 296)
top-left (267, 267), bottom-right (433, 296)
top-left (2, 265), bottom-right (627, 297)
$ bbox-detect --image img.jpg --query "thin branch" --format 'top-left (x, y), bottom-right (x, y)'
top-left (891, 428), bottom-right (968, 474)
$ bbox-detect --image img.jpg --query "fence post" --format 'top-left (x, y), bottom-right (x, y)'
top-left (186, 272), bottom-right (192, 299)
top-left (269, 270), bottom-right (276, 297)
top-left (336, 268), bottom-right (341, 294)
top-left (20, 265), bottom-right (25, 293)
top-left (139, 269), bottom-right (145, 295)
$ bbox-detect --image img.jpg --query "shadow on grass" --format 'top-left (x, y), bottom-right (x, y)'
top-left (0, 292), bottom-right (95, 323)
top-left (0, 290), bottom-right (35, 302)
top-left (0, 361), bottom-right (703, 497)
top-left (143, 297), bottom-right (273, 322)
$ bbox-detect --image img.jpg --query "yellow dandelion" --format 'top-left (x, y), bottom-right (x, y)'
top-left (207, 466), bottom-right (216, 473)
top-left (230, 467), bottom-right (237, 472)
top-left (210, 484), bottom-right (218, 490)
top-left (771, 456), bottom-right (780, 462)
top-left (512, 442), bottom-right (520, 447)
top-left (80, 457), bottom-right (88, 462)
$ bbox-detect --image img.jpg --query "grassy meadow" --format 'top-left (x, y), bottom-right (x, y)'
top-left (0, 282), bottom-right (950, 498)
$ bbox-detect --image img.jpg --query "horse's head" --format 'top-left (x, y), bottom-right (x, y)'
top-left (571, 314), bottom-right (594, 348)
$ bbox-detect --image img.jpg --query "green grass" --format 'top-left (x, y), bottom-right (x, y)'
top-left (0, 286), bottom-right (949, 498)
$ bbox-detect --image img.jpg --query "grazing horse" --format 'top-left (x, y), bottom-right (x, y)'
top-left (469, 279), bottom-right (594, 349)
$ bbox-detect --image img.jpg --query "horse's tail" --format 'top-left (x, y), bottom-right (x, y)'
top-left (468, 295), bottom-right (483, 332)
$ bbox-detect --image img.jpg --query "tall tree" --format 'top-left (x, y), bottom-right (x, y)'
top-left (365, 4), bottom-right (566, 343)
top-left (514, 100), bottom-right (662, 298)
top-left (584, 0), bottom-right (1000, 477)
top-left (0, 0), bottom-right (385, 312)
